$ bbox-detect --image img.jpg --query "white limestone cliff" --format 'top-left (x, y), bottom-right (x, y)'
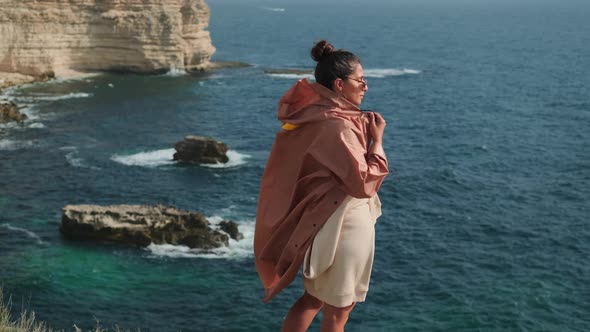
top-left (0, 0), bottom-right (216, 77)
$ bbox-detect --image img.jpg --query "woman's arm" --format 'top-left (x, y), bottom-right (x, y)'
top-left (311, 124), bottom-right (389, 199)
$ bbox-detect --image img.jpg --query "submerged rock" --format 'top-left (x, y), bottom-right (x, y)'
top-left (60, 204), bottom-right (241, 249)
top-left (0, 102), bottom-right (27, 123)
top-left (173, 135), bottom-right (229, 165)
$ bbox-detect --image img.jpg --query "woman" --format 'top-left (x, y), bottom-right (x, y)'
top-left (254, 40), bottom-right (388, 332)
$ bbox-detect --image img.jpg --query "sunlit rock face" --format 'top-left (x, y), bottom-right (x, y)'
top-left (0, 0), bottom-right (215, 76)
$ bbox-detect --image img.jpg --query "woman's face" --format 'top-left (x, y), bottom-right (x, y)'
top-left (336, 63), bottom-right (368, 106)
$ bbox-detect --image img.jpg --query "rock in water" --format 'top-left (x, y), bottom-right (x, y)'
top-left (219, 220), bottom-right (244, 241)
top-left (0, 102), bottom-right (27, 123)
top-left (60, 204), bottom-right (239, 249)
top-left (173, 135), bottom-right (229, 164)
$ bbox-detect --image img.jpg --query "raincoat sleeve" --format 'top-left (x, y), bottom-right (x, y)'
top-left (311, 127), bottom-right (389, 198)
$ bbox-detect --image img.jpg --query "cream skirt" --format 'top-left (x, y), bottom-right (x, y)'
top-left (302, 194), bottom-right (382, 307)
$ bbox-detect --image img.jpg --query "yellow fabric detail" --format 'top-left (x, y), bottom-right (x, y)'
top-left (282, 123), bottom-right (299, 130)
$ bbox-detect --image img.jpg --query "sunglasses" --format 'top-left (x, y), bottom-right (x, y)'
top-left (345, 76), bottom-right (368, 88)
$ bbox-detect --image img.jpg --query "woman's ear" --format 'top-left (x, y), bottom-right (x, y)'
top-left (333, 78), bottom-right (344, 93)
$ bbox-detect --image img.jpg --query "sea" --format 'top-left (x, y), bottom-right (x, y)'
top-left (1, 0), bottom-right (589, 331)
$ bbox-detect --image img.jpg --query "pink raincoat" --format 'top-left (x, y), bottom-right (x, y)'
top-left (254, 78), bottom-right (389, 302)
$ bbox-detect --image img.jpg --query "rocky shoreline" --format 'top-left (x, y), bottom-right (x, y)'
top-left (0, 61), bottom-right (249, 92)
top-left (0, 71), bottom-right (57, 92)
top-left (0, 60), bottom-right (249, 126)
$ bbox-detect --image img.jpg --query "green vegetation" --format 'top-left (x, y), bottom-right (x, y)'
top-left (0, 289), bottom-right (129, 332)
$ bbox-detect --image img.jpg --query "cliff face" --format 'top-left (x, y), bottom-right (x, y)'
top-left (0, 0), bottom-right (215, 76)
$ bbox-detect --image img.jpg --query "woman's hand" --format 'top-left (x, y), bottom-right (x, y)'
top-left (368, 112), bottom-right (386, 143)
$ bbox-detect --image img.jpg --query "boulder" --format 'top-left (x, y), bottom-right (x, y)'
top-left (0, 102), bottom-right (27, 123)
top-left (173, 135), bottom-right (229, 164)
top-left (60, 204), bottom-right (241, 249)
top-left (218, 220), bottom-right (244, 241)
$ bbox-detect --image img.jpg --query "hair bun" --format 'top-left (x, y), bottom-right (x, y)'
top-left (310, 40), bottom-right (335, 62)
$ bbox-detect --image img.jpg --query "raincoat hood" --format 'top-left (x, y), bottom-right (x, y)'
top-left (277, 78), bottom-right (362, 126)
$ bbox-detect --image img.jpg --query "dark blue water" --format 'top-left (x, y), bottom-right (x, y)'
top-left (1, 1), bottom-right (589, 331)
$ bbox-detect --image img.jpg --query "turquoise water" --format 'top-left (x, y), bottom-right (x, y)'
top-left (1, 1), bottom-right (589, 331)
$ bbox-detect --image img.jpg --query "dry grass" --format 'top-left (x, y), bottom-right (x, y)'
top-left (0, 289), bottom-right (132, 332)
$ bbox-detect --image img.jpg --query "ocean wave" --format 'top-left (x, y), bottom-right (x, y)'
top-left (14, 92), bottom-right (93, 102)
top-left (0, 122), bottom-right (18, 129)
top-left (266, 68), bottom-right (420, 80)
top-left (208, 74), bottom-right (225, 80)
top-left (267, 73), bottom-right (315, 80)
top-left (0, 223), bottom-right (45, 245)
top-left (110, 148), bottom-right (177, 168)
top-left (364, 68), bottom-right (421, 78)
top-left (18, 105), bottom-right (40, 120)
top-left (64, 149), bottom-right (101, 170)
top-left (0, 139), bottom-right (34, 150)
top-left (65, 150), bottom-right (84, 168)
top-left (262, 7), bottom-right (285, 12)
top-left (199, 150), bottom-right (250, 168)
top-left (59, 145), bottom-right (77, 151)
top-left (28, 122), bottom-right (45, 129)
top-left (146, 215), bottom-right (254, 260)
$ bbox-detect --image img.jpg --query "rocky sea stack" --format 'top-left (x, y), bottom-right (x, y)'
top-left (60, 204), bottom-right (243, 249)
top-left (173, 135), bottom-right (229, 164)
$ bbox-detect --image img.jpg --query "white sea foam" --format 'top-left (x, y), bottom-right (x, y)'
top-left (65, 151), bottom-right (84, 168)
top-left (18, 105), bottom-right (40, 120)
top-left (199, 150), bottom-right (250, 168)
top-left (146, 215), bottom-right (254, 260)
top-left (364, 68), bottom-right (421, 78)
top-left (108, 83), bottom-right (114, 88)
top-left (28, 122), bottom-right (45, 129)
top-left (64, 148), bottom-right (101, 170)
top-left (262, 7), bottom-right (286, 12)
top-left (0, 224), bottom-right (45, 245)
top-left (164, 67), bottom-right (187, 77)
top-left (13, 92), bottom-right (93, 102)
top-left (110, 148), bottom-right (176, 168)
top-left (208, 74), bottom-right (225, 80)
top-left (0, 139), bottom-right (34, 150)
top-left (266, 68), bottom-right (420, 80)
top-left (59, 146), bottom-right (77, 151)
top-left (111, 148), bottom-right (249, 168)
top-left (267, 73), bottom-right (315, 80)
top-left (0, 122), bottom-right (17, 129)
